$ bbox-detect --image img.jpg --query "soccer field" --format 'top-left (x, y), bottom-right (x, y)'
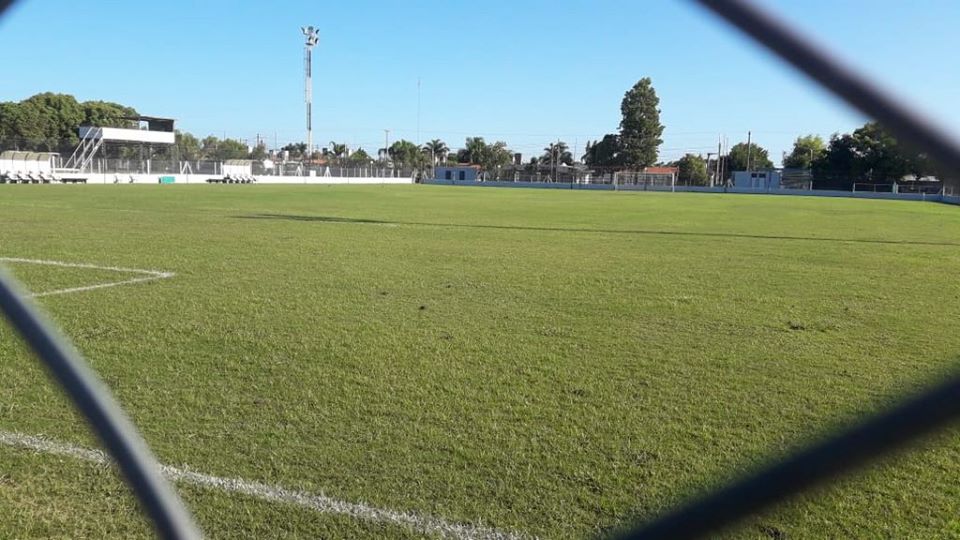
top-left (1, 185), bottom-right (959, 539)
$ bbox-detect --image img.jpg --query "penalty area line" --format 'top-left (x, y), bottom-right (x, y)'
top-left (0, 430), bottom-right (529, 540)
top-left (0, 257), bottom-right (175, 297)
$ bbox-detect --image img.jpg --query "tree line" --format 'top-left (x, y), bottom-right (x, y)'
top-left (2, 90), bottom-right (942, 186)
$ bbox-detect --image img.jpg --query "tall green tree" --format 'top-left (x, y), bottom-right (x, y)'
top-left (676, 153), bottom-right (708, 185)
top-left (783, 134), bottom-right (825, 169)
top-left (727, 142), bottom-right (773, 172)
top-left (618, 78), bottom-right (664, 169)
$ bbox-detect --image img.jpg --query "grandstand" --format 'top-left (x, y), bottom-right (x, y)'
top-left (56, 116), bottom-right (176, 181)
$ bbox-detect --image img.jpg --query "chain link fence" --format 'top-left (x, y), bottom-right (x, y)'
top-left (3, 0), bottom-right (960, 539)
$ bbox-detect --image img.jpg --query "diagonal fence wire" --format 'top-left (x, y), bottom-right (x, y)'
top-left (695, 0), bottom-right (960, 174)
top-left (618, 373), bottom-right (960, 540)
top-left (617, 0), bottom-right (960, 538)
top-left (0, 269), bottom-right (202, 539)
top-left (0, 3), bottom-right (199, 540)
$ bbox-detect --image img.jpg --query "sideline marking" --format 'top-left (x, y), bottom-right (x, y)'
top-left (0, 430), bottom-right (528, 540)
top-left (0, 257), bottom-right (175, 297)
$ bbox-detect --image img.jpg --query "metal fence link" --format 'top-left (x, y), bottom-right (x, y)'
top-left (618, 0), bottom-right (960, 537)
top-left (2, 0), bottom-right (960, 538)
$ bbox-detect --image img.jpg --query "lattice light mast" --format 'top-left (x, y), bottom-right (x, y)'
top-left (301, 26), bottom-right (319, 157)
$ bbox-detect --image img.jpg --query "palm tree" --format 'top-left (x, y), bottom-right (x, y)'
top-left (422, 139), bottom-right (449, 165)
top-left (541, 141), bottom-right (573, 166)
top-left (328, 141), bottom-right (349, 163)
top-left (464, 137), bottom-right (488, 165)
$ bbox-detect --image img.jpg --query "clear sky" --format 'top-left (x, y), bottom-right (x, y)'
top-left (1, 0), bottom-right (958, 165)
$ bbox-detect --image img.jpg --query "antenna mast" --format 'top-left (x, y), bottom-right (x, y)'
top-left (301, 26), bottom-right (319, 157)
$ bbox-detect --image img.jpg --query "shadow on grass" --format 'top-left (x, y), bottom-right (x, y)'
top-left (235, 213), bottom-right (960, 247)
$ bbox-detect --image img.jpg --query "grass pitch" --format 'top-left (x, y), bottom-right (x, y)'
top-left (1, 185), bottom-right (959, 539)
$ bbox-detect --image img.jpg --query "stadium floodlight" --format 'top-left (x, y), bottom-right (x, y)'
top-left (301, 26), bottom-right (319, 157)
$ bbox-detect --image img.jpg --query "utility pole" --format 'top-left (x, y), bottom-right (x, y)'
top-left (416, 78), bottom-right (421, 146)
top-left (301, 26), bottom-right (319, 157)
top-left (746, 130), bottom-right (753, 174)
top-left (384, 129), bottom-right (391, 163)
top-left (715, 137), bottom-right (722, 187)
top-left (706, 152), bottom-right (716, 187)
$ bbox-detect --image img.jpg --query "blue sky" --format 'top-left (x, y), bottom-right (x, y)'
top-left (1, 0), bottom-right (958, 165)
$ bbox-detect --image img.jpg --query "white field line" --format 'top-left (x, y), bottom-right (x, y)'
top-left (0, 430), bottom-right (528, 540)
top-left (0, 257), bottom-right (175, 297)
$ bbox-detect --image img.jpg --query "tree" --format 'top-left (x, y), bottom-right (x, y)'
top-left (249, 142), bottom-right (268, 161)
top-left (200, 136), bottom-right (221, 160)
top-left (541, 141), bottom-right (573, 166)
top-left (727, 142), bottom-right (773, 172)
top-left (328, 141), bottom-right (349, 162)
top-left (783, 134), bottom-right (825, 169)
top-left (451, 137), bottom-right (512, 176)
top-left (583, 134), bottom-right (621, 168)
top-left (175, 131), bottom-right (202, 161)
top-left (280, 142), bottom-right (308, 159)
top-left (22, 93), bottom-right (85, 152)
top-left (676, 154), bottom-right (708, 185)
top-left (618, 78), bottom-right (664, 169)
top-left (422, 139), bottom-right (449, 164)
top-left (463, 137), bottom-right (488, 164)
top-left (482, 141), bottom-right (512, 177)
top-left (80, 100), bottom-right (137, 129)
top-left (811, 133), bottom-right (860, 187)
top-left (388, 139), bottom-right (422, 166)
top-left (0, 101), bottom-right (32, 148)
top-left (812, 122), bottom-right (932, 186)
top-left (848, 122), bottom-right (928, 181)
top-left (0, 92), bottom-right (143, 153)
top-left (348, 148), bottom-right (372, 165)
top-left (199, 137), bottom-right (248, 161)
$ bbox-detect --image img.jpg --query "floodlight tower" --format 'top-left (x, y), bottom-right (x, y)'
top-left (301, 26), bottom-right (319, 157)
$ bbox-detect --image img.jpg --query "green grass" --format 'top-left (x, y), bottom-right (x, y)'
top-left (1, 184), bottom-right (959, 539)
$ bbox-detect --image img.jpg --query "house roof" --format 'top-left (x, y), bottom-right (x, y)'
top-left (643, 166), bottom-right (679, 175)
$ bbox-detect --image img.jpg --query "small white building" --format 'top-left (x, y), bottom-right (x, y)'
top-left (732, 169), bottom-right (783, 189)
top-left (222, 159), bottom-right (253, 177)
